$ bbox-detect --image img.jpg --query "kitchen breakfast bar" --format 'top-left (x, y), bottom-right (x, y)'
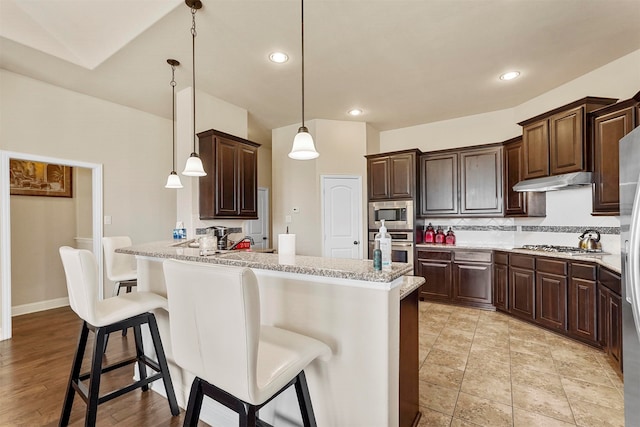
top-left (118, 241), bottom-right (422, 427)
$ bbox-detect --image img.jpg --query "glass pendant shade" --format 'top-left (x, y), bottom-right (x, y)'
top-left (165, 171), bottom-right (183, 188)
top-left (182, 153), bottom-right (206, 176)
top-left (289, 127), bottom-right (319, 160)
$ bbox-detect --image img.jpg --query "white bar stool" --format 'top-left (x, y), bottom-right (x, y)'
top-left (102, 236), bottom-right (137, 297)
top-left (59, 246), bottom-right (179, 426)
top-left (163, 260), bottom-right (331, 427)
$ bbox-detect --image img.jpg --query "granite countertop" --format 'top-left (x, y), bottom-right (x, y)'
top-left (399, 276), bottom-right (425, 300)
top-left (118, 241), bottom-right (414, 284)
top-left (415, 243), bottom-right (621, 273)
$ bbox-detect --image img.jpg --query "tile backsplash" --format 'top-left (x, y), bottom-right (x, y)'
top-left (416, 186), bottom-right (621, 254)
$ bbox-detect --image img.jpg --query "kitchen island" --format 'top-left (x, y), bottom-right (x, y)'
top-left (118, 241), bottom-right (418, 427)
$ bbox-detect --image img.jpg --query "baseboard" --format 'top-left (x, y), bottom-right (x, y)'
top-left (12, 297), bottom-right (70, 316)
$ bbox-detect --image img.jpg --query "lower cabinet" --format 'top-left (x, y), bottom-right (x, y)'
top-left (493, 252), bottom-right (509, 312)
top-left (598, 267), bottom-right (623, 371)
top-left (568, 262), bottom-right (598, 344)
top-left (399, 287), bottom-right (420, 427)
top-left (509, 254), bottom-right (536, 321)
top-left (416, 248), bottom-right (492, 309)
top-left (535, 258), bottom-right (568, 332)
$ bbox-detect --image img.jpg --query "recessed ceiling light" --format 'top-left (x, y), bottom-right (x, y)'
top-left (269, 52), bottom-right (289, 63)
top-left (348, 108), bottom-right (363, 116)
top-left (499, 71), bottom-right (520, 81)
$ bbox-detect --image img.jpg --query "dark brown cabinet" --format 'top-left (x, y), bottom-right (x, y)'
top-left (598, 267), bottom-right (622, 371)
top-left (568, 262), bottom-right (597, 344)
top-left (535, 258), bottom-right (568, 331)
top-left (519, 97), bottom-right (617, 180)
top-left (493, 251), bottom-right (509, 312)
top-left (591, 95), bottom-right (638, 215)
top-left (198, 129), bottom-right (260, 219)
top-left (399, 287), bottom-right (420, 427)
top-left (453, 250), bottom-right (493, 309)
top-left (366, 150), bottom-right (419, 200)
top-left (509, 254), bottom-right (536, 321)
top-left (502, 136), bottom-right (546, 217)
top-left (420, 152), bottom-right (458, 215)
top-left (416, 250), bottom-right (452, 302)
top-left (420, 145), bottom-right (503, 217)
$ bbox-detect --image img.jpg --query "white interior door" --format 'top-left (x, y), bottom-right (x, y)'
top-left (247, 188), bottom-right (269, 249)
top-left (322, 176), bottom-right (362, 259)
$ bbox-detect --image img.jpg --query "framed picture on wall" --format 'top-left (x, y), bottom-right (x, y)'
top-left (9, 159), bottom-right (73, 198)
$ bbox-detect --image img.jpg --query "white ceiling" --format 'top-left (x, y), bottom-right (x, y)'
top-left (1, 0), bottom-right (639, 144)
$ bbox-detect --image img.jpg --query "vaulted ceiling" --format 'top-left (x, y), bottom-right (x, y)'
top-left (1, 0), bottom-right (639, 144)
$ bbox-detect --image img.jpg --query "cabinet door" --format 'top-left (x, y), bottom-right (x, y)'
top-left (420, 153), bottom-right (458, 216)
top-left (536, 272), bottom-right (567, 331)
top-left (592, 106), bottom-right (634, 215)
top-left (522, 120), bottom-right (549, 179)
top-left (549, 106), bottom-right (585, 175)
top-left (568, 277), bottom-right (597, 343)
top-left (417, 259), bottom-right (452, 301)
top-left (504, 139), bottom-right (526, 215)
top-left (453, 262), bottom-right (492, 306)
top-left (493, 263), bottom-right (509, 311)
top-left (215, 138), bottom-right (239, 217)
top-left (609, 291), bottom-right (622, 368)
top-left (510, 267), bottom-right (535, 320)
top-left (368, 157), bottom-right (390, 200)
top-left (390, 153), bottom-right (415, 199)
top-left (238, 145), bottom-right (258, 218)
top-left (598, 285), bottom-right (609, 349)
top-left (459, 147), bottom-right (503, 215)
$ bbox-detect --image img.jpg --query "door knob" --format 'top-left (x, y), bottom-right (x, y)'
top-left (353, 240), bottom-right (359, 245)
top-left (262, 237), bottom-right (267, 240)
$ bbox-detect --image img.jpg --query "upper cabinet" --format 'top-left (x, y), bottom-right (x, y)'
top-left (503, 136), bottom-right (546, 217)
top-left (366, 149), bottom-right (420, 201)
top-left (420, 144), bottom-right (503, 217)
top-left (198, 129), bottom-right (260, 220)
top-left (519, 97), bottom-right (618, 180)
top-left (590, 92), bottom-right (639, 216)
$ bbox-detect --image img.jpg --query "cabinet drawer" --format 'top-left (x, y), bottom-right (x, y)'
top-left (454, 250), bottom-right (492, 263)
top-left (599, 266), bottom-right (621, 294)
top-left (416, 250), bottom-right (452, 261)
top-left (571, 262), bottom-right (596, 280)
top-left (537, 258), bottom-right (568, 275)
top-left (494, 251), bottom-right (508, 265)
top-left (510, 254), bottom-right (535, 270)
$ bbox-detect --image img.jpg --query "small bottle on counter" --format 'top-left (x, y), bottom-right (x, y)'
top-left (445, 227), bottom-right (456, 245)
top-left (424, 223), bottom-right (435, 243)
top-left (373, 240), bottom-right (382, 271)
top-left (375, 219), bottom-right (392, 271)
top-left (435, 226), bottom-right (446, 244)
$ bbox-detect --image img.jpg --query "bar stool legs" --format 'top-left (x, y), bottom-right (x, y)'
top-left (59, 313), bottom-right (179, 426)
top-left (181, 371), bottom-right (317, 427)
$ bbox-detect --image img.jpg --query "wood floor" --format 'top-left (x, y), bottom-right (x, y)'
top-left (0, 307), bottom-right (196, 426)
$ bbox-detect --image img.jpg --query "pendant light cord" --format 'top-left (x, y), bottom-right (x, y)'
top-left (301, 0), bottom-right (305, 128)
top-left (170, 64), bottom-right (177, 170)
top-left (191, 6), bottom-right (197, 153)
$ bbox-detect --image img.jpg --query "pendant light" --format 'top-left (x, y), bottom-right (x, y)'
top-left (182, 0), bottom-right (207, 176)
top-left (288, 0), bottom-right (319, 160)
top-left (165, 59), bottom-right (184, 189)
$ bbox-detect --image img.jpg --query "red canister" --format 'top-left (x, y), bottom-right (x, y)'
top-left (435, 226), bottom-right (445, 244)
top-left (424, 223), bottom-right (435, 243)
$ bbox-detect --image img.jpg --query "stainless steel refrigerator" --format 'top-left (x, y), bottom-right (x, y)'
top-left (621, 125), bottom-right (640, 424)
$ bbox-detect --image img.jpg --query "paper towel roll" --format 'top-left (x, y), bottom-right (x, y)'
top-left (278, 234), bottom-right (296, 256)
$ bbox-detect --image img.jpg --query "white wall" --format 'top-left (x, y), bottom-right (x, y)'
top-left (0, 69), bottom-right (176, 307)
top-left (272, 120), bottom-right (368, 256)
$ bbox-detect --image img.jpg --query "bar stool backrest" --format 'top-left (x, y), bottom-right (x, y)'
top-left (59, 246), bottom-right (100, 325)
top-left (102, 236), bottom-right (136, 281)
top-left (163, 260), bottom-right (261, 402)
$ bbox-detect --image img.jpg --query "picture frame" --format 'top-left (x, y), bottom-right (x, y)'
top-left (9, 159), bottom-right (73, 198)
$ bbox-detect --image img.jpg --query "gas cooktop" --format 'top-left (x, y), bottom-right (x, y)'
top-left (519, 245), bottom-right (608, 256)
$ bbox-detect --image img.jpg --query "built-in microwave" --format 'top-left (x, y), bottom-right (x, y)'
top-left (368, 200), bottom-right (413, 230)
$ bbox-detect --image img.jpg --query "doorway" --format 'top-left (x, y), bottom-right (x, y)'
top-left (321, 175), bottom-right (363, 259)
top-left (247, 188), bottom-right (270, 249)
top-left (0, 150), bottom-right (103, 341)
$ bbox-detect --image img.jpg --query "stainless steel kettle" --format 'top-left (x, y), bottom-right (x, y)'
top-left (578, 229), bottom-right (602, 251)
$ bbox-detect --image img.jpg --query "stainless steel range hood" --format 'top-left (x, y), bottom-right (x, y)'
top-left (512, 172), bottom-right (593, 192)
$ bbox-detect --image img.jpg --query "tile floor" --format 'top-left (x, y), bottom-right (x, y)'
top-left (417, 301), bottom-right (624, 427)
